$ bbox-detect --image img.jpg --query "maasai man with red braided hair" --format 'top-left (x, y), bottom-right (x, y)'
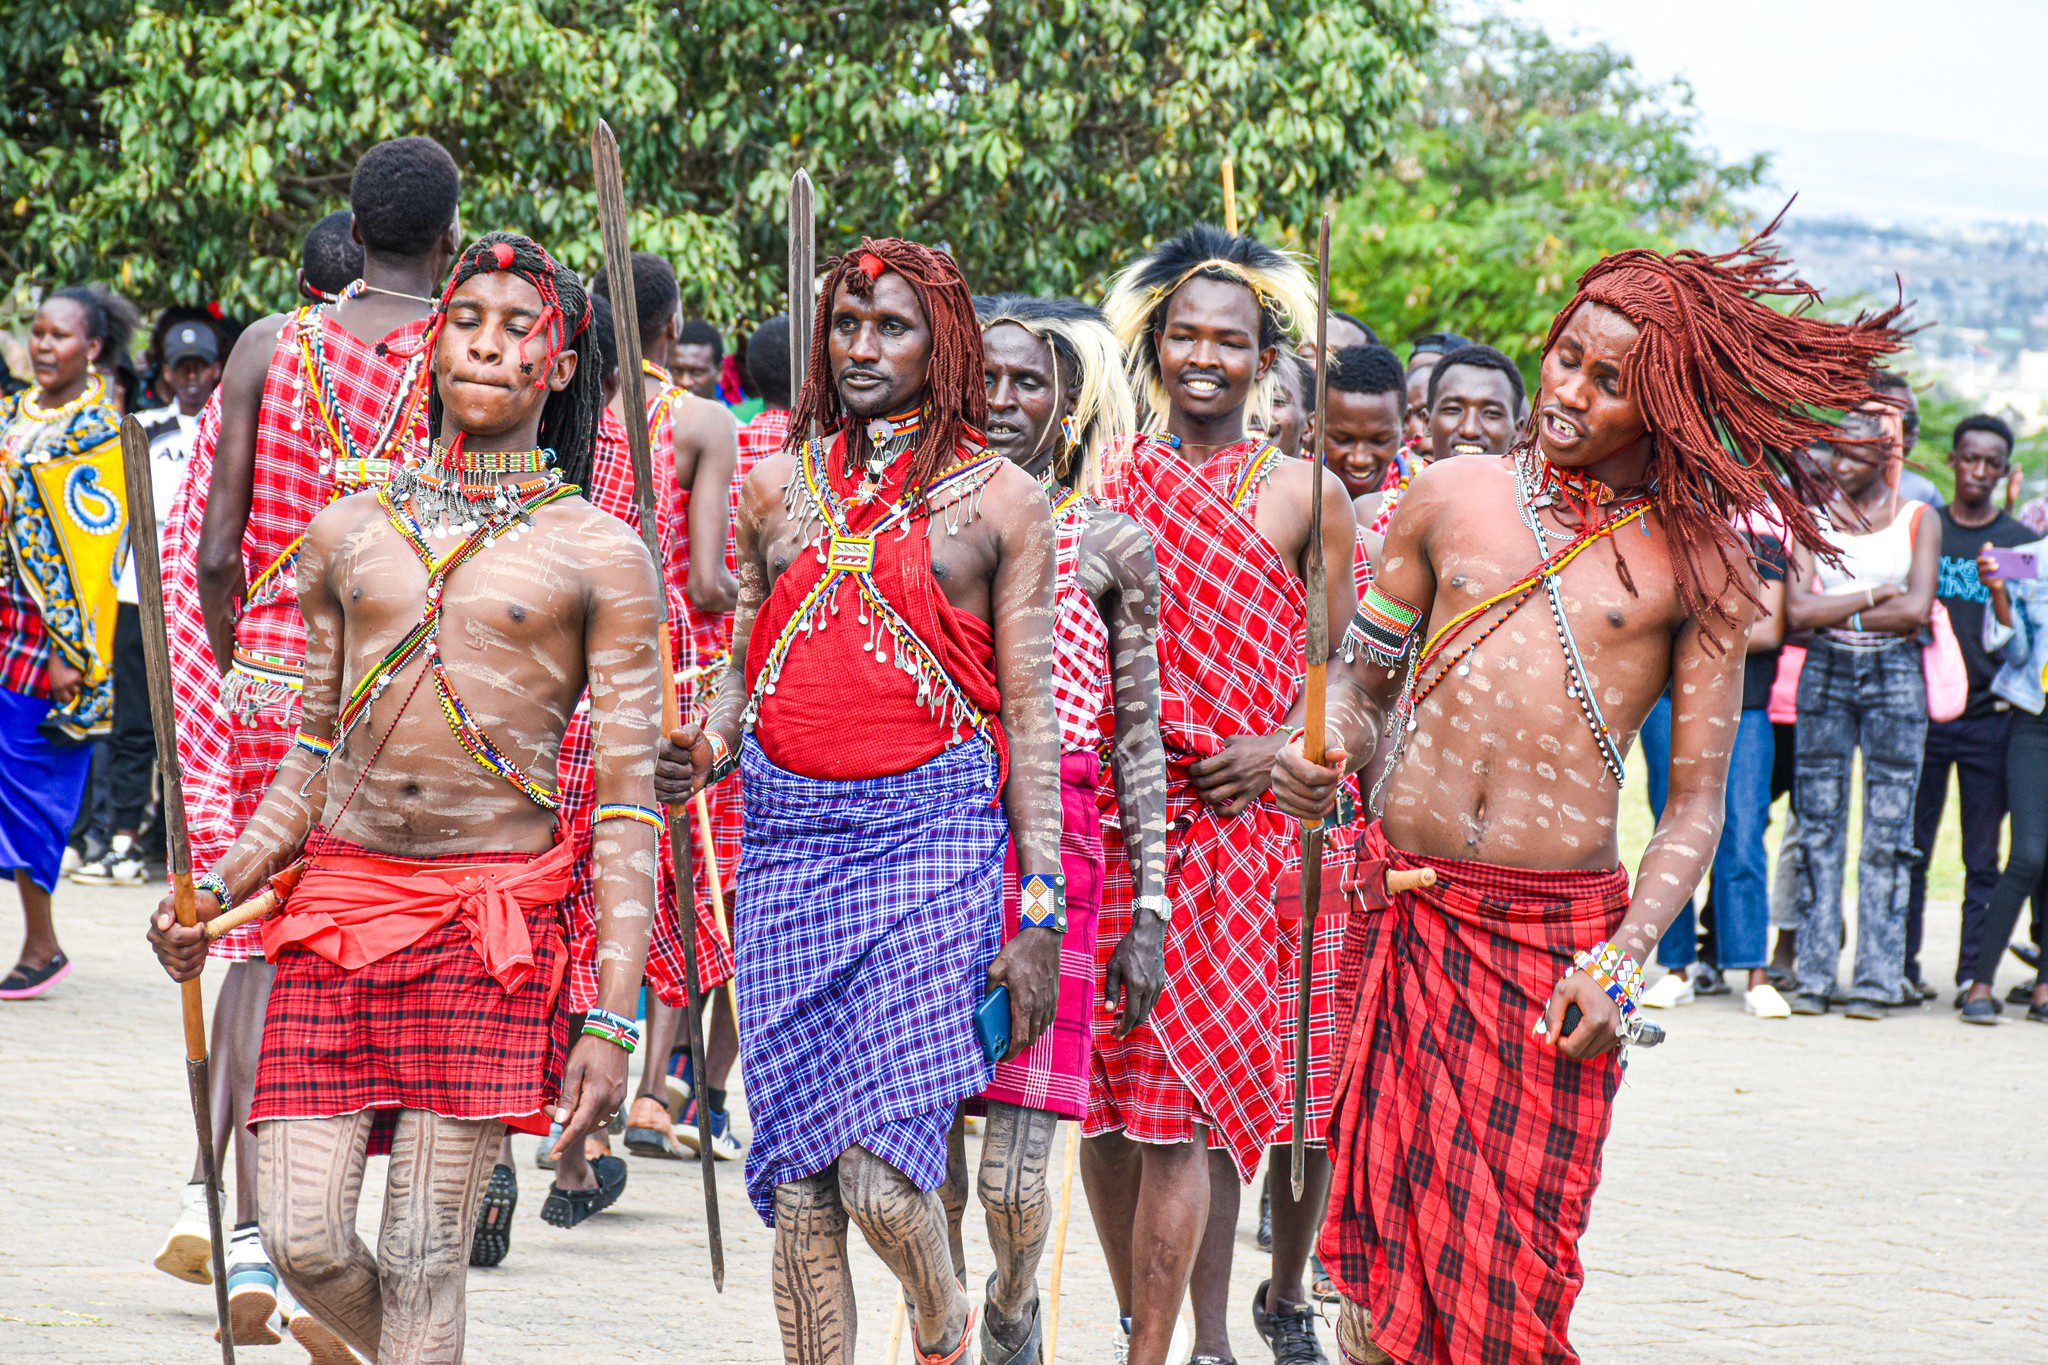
top-left (655, 238), bottom-right (1060, 1365)
top-left (150, 231), bottom-right (664, 1363)
top-left (1273, 228), bottom-right (1906, 1365)
top-left (153, 139), bottom-right (458, 1347)
top-left (1086, 224), bottom-right (1358, 1365)
top-left (934, 293), bottom-right (1168, 1364)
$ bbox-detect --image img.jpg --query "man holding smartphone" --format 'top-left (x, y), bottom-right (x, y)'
top-left (1905, 414), bottom-right (2034, 1002)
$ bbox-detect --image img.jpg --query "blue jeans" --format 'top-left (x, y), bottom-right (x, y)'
top-left (1642, 695), bottom-right (1776, 972)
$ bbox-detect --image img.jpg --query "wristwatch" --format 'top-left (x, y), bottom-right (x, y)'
top-left (1136, 891), bottom-right (1172, 926)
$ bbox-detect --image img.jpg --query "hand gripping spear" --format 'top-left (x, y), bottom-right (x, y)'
top-left (1288, 213), bottom-right (1334, 1202)
top-left (592, 118), bottom-right (724, 1291)
top-left (123, 415), bottom-right (236, 1361)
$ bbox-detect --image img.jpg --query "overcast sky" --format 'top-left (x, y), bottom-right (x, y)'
top-left (1501, 0), bottom-right (2048, 225)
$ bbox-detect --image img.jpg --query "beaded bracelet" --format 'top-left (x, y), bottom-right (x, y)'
top-left (1019, 871), bottom-right (1068, 934)
top-left (593, 803), bottom-right (666, 832)
top-left (581, 1007), bottom-right (641, 1053)
top-left (293, 729), bottom-right (336, 760)
top-left (194, 870), bottom-right (234, 913)
top-left (705, 730), bottom-right (741, 787)
top-left (1563, 940), bottom-right (1645, 1017)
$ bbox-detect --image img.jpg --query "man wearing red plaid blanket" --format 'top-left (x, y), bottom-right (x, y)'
top-left (1273, 230), bottom-right (1907, 1364)
top-left (153, 140), bottom-right (460, 1345)
top-left (152, 232), bottom-right (664, 1363)
top-left (1082, 225), bottom-right (1357, 1365)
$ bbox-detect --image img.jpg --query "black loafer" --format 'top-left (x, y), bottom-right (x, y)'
top-left (1789, 992), bottom-right (1829, 1016)
top-left (1960, 998), bottom-right (2000, 1026)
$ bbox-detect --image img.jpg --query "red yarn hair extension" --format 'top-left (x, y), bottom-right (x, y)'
top-left (790, 236), bottom-right (988, 504)
top-left (1542, 216), bottom-right (1907, 641)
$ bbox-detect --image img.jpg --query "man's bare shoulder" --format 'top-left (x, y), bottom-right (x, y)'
top-left (671, 391), bottom-right (738, 442)
top-left (977, 458), bottom-right (1055, 532)
top-left (741, 449), bottom-right (798, 514)
top-left (537, 494), bottom-right (658, 560)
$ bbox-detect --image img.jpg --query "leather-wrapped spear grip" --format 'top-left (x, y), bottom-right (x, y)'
top-left (592, 118), bottom-right (724, 1292)
top-left (1290, 212), bottom-right (1334, 1203)
top-left (123, 415), bottom-right (236, 1362)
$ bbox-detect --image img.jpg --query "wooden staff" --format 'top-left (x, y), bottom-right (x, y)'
top-left (788, 168), bottom-right (816, 413)
top-left (1288, 212), bottom-right (1334, 1201)
top-left (592, 117), bottom-right (724, 1291)
top-left (1222, 156), bottom-right (1239, 234)
top-left (123, 416), bottom-right (236, 1361)
top-left (1044, 1121), bottom-right (1081, 1362)
top-left (886, 1298), bottom-right (907, 1364)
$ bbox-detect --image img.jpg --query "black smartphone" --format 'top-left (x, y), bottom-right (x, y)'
top-left (975, 986), bottom-right (1011, 1065)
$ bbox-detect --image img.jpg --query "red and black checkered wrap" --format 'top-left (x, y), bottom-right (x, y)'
top-left (248, 832), bottom-right (572, 1137)
top-left (1086, 436), bottom-right (1302, 1180)
top-left (1319, 821), bottom-right (1631, 1365)
top-left (559, 410), bottom-right (734, 1011)
top-left (1270, 846), bottom-right (1348, 1147)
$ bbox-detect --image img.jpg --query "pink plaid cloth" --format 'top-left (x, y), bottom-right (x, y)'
top-left (561, 409), bottom-right (733, 1010)
top-left (1085, 436), bottom-right (1302, 1179)
top-left (165, 311), bottom-right (429, 959)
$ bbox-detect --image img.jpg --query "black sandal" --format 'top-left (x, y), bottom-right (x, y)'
top-left (541, 1154), bottom-right (628, 1228)
top-left (0, 952), bottom-right (71, 1000)
top-left (470, 1163), bottom-right (517, 1267)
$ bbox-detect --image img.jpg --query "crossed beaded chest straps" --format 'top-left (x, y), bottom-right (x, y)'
top-left (295, 474), bottom-right (581, 814)
top-left (744, 435), bottom-right (1006, 747)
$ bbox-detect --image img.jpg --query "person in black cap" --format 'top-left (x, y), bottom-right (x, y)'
top-left (71, 315), bottom-right (222, 889)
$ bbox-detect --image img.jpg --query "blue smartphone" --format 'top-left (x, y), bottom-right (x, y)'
top-left (975, 986), bottom-right (1012, 1065)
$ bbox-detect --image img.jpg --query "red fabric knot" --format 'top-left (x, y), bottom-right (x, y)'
top-left (858, 251), bottom-right (888, 280)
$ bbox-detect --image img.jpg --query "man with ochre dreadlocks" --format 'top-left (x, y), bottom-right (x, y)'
top-left (150, 232), bottom-right (665, 1363)
top-left (1084, 225), bottom-right (1358, 1365)
top-left (656, 237), bottom-right (1061, 1365)
top-left (154, 136), bottom-right (459, 1352)
top-left (934, 293), bottom-right (1170, 1364)
top-left (1273, 230), bottom-right (1905, 1365)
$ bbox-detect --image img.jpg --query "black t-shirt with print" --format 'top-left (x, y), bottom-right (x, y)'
top-left (1934, 505), bottom-right (2034, 720)
top-left (1741, 534), bottom-right (1789, 713)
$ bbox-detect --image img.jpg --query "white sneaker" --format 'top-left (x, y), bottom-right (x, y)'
top-left (59, 845), bottom-right (82, 875)
top-left (1641, 972), bottom-right (1695, 1009)
top-left (155, 1182), bottom-right (213, 1284)
top-left (1744, 982), bottom-right (1792, 1019)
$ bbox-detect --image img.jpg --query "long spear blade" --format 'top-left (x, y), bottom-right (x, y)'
top-left (1290, 212), bottom-right (1333, 1203)
top-left (123, 416), bottom-right (235, 1361)
top-left (787, 170), bottom-right (815, 418)
top-left (592, 118), bottom-right (724, 1291)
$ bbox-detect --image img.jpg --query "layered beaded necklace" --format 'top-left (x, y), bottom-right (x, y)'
top-left (1369, 449), bottom-right (1651, 807)
top-left (385, 441), bottom-right (558, 541)
top-left (293, 295), bottom-right (429, 485)
top-left (847, 406), bottom-right (924, 504)
top-left (16, 370), bottom-right (109, 426)
top-left (309, 469), bottom-right (580, 810)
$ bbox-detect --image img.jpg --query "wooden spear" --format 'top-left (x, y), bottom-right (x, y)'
top-left (592, 117), bottom-right (723, 1291)
top-left (123, 415), bottom-right (236, 1361)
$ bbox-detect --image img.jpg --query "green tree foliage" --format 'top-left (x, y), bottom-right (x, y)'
top-left (3, 0), bottom-right (1429, 327)
top-left (1330, 10), bottom-right (1767, 368)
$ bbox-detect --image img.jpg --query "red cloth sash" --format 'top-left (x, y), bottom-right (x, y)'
top-left (747, 430), bottom-right (1006, 784)
top-left (263, 833), bottom-right (578, 995)
top-left (1320, 820), bottom-right (1631, 1365)
top-left (1097, 435), bottom-right (1303, 1178)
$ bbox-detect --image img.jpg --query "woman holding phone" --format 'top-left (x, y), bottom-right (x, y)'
top-left (1783, 414), bottom-right (1942, 1018)
top-left (1963, 535), bottom-right (2048, 1024)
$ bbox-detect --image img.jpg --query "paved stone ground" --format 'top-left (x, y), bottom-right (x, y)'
top-left (1, 882), bottom-right (2041, 1362)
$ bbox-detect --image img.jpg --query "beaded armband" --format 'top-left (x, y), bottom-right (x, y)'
top-left (593, 803), bottom-right (666, 832)
top-left (581, 1007), bottom-right (642, 1053)
top-left (1348, 585), bottom-right (1423, 666)
top-left (1019, 872), bottom-right (1068, 934)
top-left (293, 729), bottom-right (335, 760)
top-left (705, 730), bottom-right (741, 787)
top-left (194, 870), bottom-right (234, 914)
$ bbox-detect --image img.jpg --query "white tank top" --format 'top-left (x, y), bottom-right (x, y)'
top-left (1816, 500), bottom-right (1922, 596)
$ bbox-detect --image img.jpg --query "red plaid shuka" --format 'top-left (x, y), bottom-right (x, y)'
top-left (1049, 495), bottom-right (1112, 754)
top-left (1320, 821), bottom-right (1631, 1365)
top-left (1270, 846), bottom-right (1347, 1147)
top-left (560, 409), bottom-right (734, 1011)
top-left (1085, 435), bottom-right (1302, 1180)
top-left (164, 312), bottom-right (430, 960)
top-left (249, 830), bottom-right (577, 1138)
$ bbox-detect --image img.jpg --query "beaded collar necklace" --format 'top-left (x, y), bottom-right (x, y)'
top-left (17, 371), bottom-right (108, 425)
top-left (846, 406), bottom-right (925, 502)
top-left (387, 441), bottom-right (563, 541)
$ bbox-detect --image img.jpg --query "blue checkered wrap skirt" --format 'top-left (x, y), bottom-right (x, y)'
top-left (736, 735), bottom-right (1006, 1223)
